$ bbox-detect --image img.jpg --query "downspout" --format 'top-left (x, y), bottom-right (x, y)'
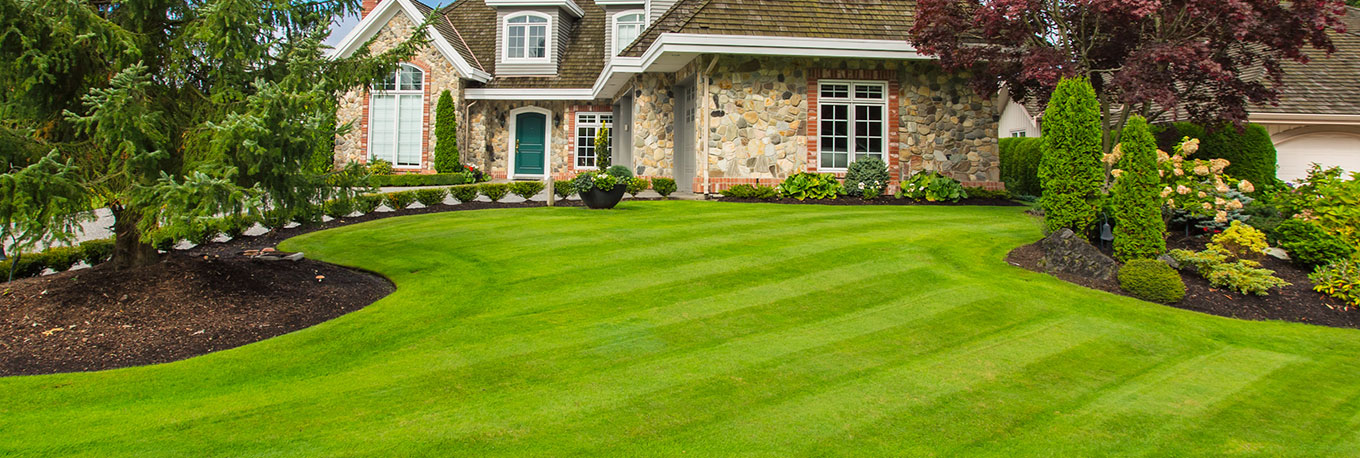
top-left (701, 56), bottom-right (719, 196)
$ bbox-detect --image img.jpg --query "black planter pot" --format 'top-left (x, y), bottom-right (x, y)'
top-left (581, 184), bottom-right (627, 209)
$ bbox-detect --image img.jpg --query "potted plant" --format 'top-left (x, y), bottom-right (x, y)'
top-left (574, 167), bottom-right (631, 209)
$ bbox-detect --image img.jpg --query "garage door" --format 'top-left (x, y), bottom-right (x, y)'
top-left (1276, 132), bottom-right (1360, 183)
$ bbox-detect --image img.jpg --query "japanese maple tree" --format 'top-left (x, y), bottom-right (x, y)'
top-left (910, 0), bottom-right (1350, 152)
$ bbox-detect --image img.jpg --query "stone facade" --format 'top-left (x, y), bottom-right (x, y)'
top-left (630, 71), bottom-right (682, 177)
top-left (334, 12), bottom-right (462, 172)
top-left (899, 63), bottom-right (1000, 184)
top-left (707, 57), bottom-right (810, 182)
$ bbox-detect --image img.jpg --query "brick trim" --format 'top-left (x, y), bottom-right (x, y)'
top-left (359, 59), bottom-right (435, 174)
top-left (566, 104), bottom-right (612, 174)
top-left (805, 69), bottom-right (900, 180)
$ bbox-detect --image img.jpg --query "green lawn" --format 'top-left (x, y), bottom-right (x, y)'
top-left (3, 201), bottom-right (1360, 456)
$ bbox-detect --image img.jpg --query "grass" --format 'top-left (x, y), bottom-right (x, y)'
top-left (4, 201), bottom-right (1360, 456)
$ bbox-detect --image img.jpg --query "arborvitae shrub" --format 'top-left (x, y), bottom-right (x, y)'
top-left (999, 137), bottom-right (1043, 197)
top-left (433, 90), bottom-right (460, 173)
top-left (1111, 116), bottom-right (1166, 261)
top-left (1039, 77), bottom-right (1104, 235)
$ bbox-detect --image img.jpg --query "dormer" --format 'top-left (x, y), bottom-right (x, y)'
top-left (487, 0), bottom-right (585, 76)
top-left (644, 0), bottom-right (677, 23)
top-left (597, 0), bottom-right (647, 59)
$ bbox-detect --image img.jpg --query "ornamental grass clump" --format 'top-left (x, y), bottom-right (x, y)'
top-left (1109, 116), bottom-right (1166, 261)
top-left (1038, 77), bottom-right (1104, 234)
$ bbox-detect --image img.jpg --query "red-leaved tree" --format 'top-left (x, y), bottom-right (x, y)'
top-left (910, 0), bottom-right (1350, 152)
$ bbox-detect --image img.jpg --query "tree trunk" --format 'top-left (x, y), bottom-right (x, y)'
top-left (110, 206), bottom-right (159, 270)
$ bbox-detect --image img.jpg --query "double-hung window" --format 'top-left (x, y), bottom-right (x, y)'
top-left (369, 64), bottom-right (424, 168)
top-left (575, 112), bottom-right (613, 168)
top-left (613, 12), bottom-right (646, 55)
top-left (506, 14), bottom-right (549, 61)
top-left (818, 81), bottom-right (886, 170)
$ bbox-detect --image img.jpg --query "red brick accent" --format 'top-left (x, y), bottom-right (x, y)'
top-left (806, 68), bottom-right (902, 185)
top-left (565, 105), bottom-right (612, 174)
top-left (358, 59), bottom-right (435, 174)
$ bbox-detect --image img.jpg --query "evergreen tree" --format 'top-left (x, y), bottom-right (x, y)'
top-left (0, 0), bottom-right (430, 269)
top-left (433, 90), bottom-right (459, 173)
top-left (1039, 77), bottom-right (1104, 236)
top-left (1111, 116), bottom-right (1166, 261)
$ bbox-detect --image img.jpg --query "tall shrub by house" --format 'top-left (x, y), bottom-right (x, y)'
top-left (999, 137), bottom-right (1043, 196)
top-left (1110, 116), bottom-right (1166, 261)
top-left (1038, 77), bottom-right (1104, 235)
top-left (595, 126), bottom-right (612, 170)
top-left (433, 90), bottom-right (459, 173)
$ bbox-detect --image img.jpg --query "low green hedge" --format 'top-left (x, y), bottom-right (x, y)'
top-left (1, 238), bottom-right (115, 281)
top-left (370, 173), bottom-right (471, 187)
top-left (1118, 259), bottom-right (1186, 304)
top-left (449, 185), bottom-right (479, 203)
top-left (999, 137), bottom-right (1043, 197)
top-left (1155, 122), bottom-right (1278, 186)
top-left (480, 183), bottom-right (510, 202)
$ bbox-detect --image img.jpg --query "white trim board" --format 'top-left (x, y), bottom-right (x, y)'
top-left (1249, 113), bottom-right (1360, 126)
top-left (465, 88), bottom-right (596, 100)
top-left (486, 0), bottom-right (585, 18)
top-left (329, 0), bottom-right (492, 82)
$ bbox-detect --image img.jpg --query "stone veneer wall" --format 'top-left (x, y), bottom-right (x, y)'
top-left (466, 100), bottom-right (581, 179)
top-left (334, 12), bottom-right (463, 172)
top-left (629, 56), bottom-right (1002, 192)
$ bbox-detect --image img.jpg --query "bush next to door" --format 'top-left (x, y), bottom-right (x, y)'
top-left (415, 188), bottom-right (448, 207)
top-left (652, 177), bottom-right (677, 197)
top-left (449, 185), bottom-right (479, 203)
top-left (509, 181), bottom-right (545, 200)
top-left (552, 179), bottom-right (576, 198)
top-left (479, 183), bottom-right (510, 202)
top-left (1039, 77), bottom-right (1104, 235)
top-left (1000, 137), bottom-right (1043, 197)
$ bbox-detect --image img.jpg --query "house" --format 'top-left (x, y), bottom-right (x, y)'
top-left (331, 0), bottom-right (1004, 194)
top-left (997, 6), bottom-right (1360, 183)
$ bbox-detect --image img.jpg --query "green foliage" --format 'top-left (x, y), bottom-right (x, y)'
top-left (369, 159), bottom-right (394, 176)
top-left (1310, 260), bottom-right (1360, 308)
top-left (999, 137), bottom-right (1044, 197)
top-left (596, 127), bottom-right (612, 169)
top-left (1110, 116), bottom-right (1166, 261)
top-left (651, 177), bottom-right (677, 197)
top-left (291, 203), bottom-right (324, 227)
top-left (369, 173), bottom-right (470, 187)
top-left (219, 214), bottom-right (256, 239)
top-left (551, 179), bottom-right (576, 198)
top-left (606, 165), bottom-right (632, 178)
top-left (898, 171), bottom-right (966, 202)
top-left (354, 194), bottom-right (384, 214)
top-left (1272, 219), bottom-right (1355, 269)
top-left (324, 198), bottom-right (354, 219)
top-left (186, 221), bottom-right (221, 245)
top-left (0, 238), bottom-right (116, 281)
top-left (414, 188), bottom-right (448, 207)
top-left (962, 187), bottom-right (1012, 200)
top-left (78, 238), bottom-right (115, 266)
top-left (778, 172), bottom-right (843, 200)
top-left (0, 151), bottom-right (90, 280)
top-left (1039, 77), bottom-right (1105, 234)
top-left (433, 90), bottom-right (460, 173)
top-left (626, 177), bottom-right (650, 197)
top-left (307, 99), bottom-right (338, 174)
top-left (449, 185), bottom-right (479, 203)
top-left (1207, 221), bottom-right (1269, 260)
top-left (721, 184), bottom-right (778, 200)
top-left (843, 156), bottom-right (890, 198)
top-left (385, 191), bottom-right (417, 210)
top-left (479, 183), bottom-right (510, 202)
top-left (1169, 248), bottom-right (1290, 296)
top-left (1118, 259), bottom-right (1186, 304)
top-left (1163, 122), bottom-right (1278, 187)
top-left (509, 181), bottom-right (545, 200)
top-left (573, 171), bottom-right (619, 193)
top-left (1281, 165), bottom-right (1360, 249)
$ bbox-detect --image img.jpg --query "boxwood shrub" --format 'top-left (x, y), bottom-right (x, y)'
top-left (479, 183), bottom-right (510, 202)
top-left (651, 177), bottom-right (677, 197)
top-left (354, 194), bottom-right (384, 214)
top-left (509, 181), bottom-right (545, 200)
top-left (385, 190), bottom-right (418, 210)
top-left (1118, 259), bottom-right (1186, 304)
top-left (414, 188), bottom-right (448, 207)
top-left (721, 184), bottom-right (777, 199)
top-left (551, 179), bottom-right (576, 198)
top-left (999, 137), bottom-right (1043, 197)
top-left (0, 238), bottom-right (116, 281)
top-left (369, 173), bottom-right (470, 187)
top-left (449, 184), bottom-right (480, 203)
top-left (324, 198), bottom-right (355, 219)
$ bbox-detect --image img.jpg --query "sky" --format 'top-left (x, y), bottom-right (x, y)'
top-left (323, 1), bottom-right (458, 48)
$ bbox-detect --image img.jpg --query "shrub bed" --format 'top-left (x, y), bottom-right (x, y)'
top-left (369, 173), bottom-right (471, 187)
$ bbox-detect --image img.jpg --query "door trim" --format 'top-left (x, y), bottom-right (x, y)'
top-left (508, 106), bottom-right (553, 179)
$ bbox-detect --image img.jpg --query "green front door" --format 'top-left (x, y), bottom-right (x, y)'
top-left (515, 112), bottom-right (546, 176)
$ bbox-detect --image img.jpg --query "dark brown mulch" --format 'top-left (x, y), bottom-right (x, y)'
top-left (715, 197), bottom-right (1025, 206)
top-left (1006, 234), bottom-right (1360, 329)
top-left (0, 198), bottom-right (592, 376)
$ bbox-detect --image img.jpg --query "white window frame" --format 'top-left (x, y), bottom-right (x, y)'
top-left (368, 63), bottom-right (425, 169)
top-left (1010, 130), bottom-right (1027, 138)
top-left (503, 12), bottom-right (552, 63)
top-left (817, 80), bottom-right (887, 171)
top-left (575, 112), bottom-right (613, 169)
top-left (611, 10), bottom-right (646, 56)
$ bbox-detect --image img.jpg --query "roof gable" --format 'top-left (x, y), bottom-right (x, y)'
top-left (330, 0), bottom-right (491, 81)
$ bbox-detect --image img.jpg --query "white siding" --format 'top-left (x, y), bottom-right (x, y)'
top-left (998, 100), bottom-right (1040, 139)
top-left (495, 7), bottom-right (561, 76)
top-left (646, 0), bottom-right (677, 24)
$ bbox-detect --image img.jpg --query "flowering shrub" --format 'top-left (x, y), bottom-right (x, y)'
top-left (462, 164), bottom-right (485, 182)
top-left (898, 171), bottom-right (966, 202)
top-left (843, 156), bottom-right (890, 199)
top-left (778, 172), bottom-right (843, 200)
top-left (1110, 137), bottom-right (1251, 228)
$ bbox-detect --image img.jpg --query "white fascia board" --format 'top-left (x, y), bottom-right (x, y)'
top-left (465, 88), bottom-right (596, 100)
top-left (485, 0), bottom-right (585, 17)
top-left (329, 0), bottom-right (491, 82)
top-left (591, 57), bottom-right (644, 99)
top-left (637, 34), bottom-right (927, 65)
top-left (1249, 112), bottom-right (1360, 125)
top-left (595, 0), bottom-right (646, 5)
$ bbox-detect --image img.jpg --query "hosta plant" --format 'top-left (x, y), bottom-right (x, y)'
top-left (898, 171), bottom-right (966, 202)
top-left (777, 172), bottom-right (843, 200)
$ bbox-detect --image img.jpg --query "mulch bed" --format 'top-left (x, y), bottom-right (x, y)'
top-left (0, 198), bottom-right (589, 376)
top-left (715, 197), bottom-right (1025, 206)
top-left (1006, 234), bottom-right (1360, 329)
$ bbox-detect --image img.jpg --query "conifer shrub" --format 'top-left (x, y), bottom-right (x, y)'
top-left (999, 137), bottom-right (1043, 197)
top-left (1038, 77), bottom-right (1104, 235)
top-left (414, 188), bottom-right (448, 207)
top-left (651, 177), bottom-right (678, 197)
top-left (479, 183), bottom-right (510, 202)
top-left (449, 184), bottom-right (479, 203)
top-left (843, 156), bottom-right (890, 198)
top-left (385, 191), bottom-right (417, 209)
top-left (433, 90), bottom-right (460, 173)
top-left (509, 181), bottom-right (545, 200)
top-left (1118, 259), bottom-right (1186, 304)
top-left (1110, 116), bottom-right (1166, 261)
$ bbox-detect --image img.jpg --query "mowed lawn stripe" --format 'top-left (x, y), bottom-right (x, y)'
top-left (2, 201), bottom-right (1360, 456)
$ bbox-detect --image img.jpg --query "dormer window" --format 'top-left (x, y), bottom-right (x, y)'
top-left (505, 13), bottom-right (550, 61)
top-left (613, 11), bottom-right (646, 55)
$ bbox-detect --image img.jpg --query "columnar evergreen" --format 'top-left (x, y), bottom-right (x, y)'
top-left (1111, 116), bottom-right (1166, 261)
top-left (433, 90), bottom-right (459, 173)
top-left (1038, 77), bottom-right (1105, 235)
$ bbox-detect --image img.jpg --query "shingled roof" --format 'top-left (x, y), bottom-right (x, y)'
top-left (620, 0), bottom-right (918, 58)
top-left (1256, 6), bottom-right (1360, 116)
top-left (432, 0), bottom-right (607, 89)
